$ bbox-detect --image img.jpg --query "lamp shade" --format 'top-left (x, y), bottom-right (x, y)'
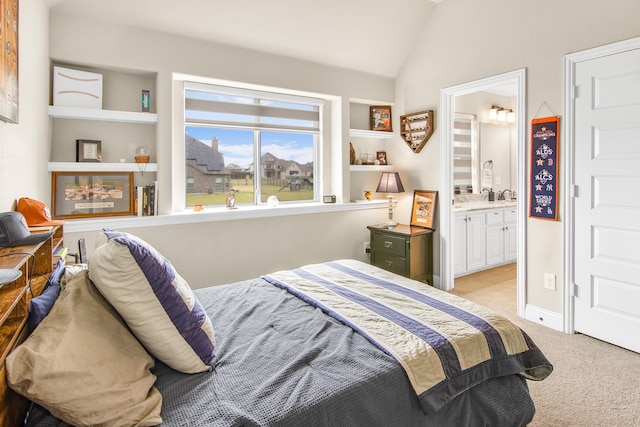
top-left (376, 172), bottom-right (405, 194)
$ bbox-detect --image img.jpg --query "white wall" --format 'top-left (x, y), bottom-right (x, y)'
top-left (48, 11), bottom-right (396, 287)
top-left (0, 0), bottom-right (51, 211)
top-left (392, 0), bottom-right (640, 313)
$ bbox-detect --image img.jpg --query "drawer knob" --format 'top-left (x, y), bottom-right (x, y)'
top-left (384, 241), bottom-right (393, 249)
top-left (385, 260), bottom-right (394, 267)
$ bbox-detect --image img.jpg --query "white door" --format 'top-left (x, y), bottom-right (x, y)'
top-left (573, 45), bottom-right (640, 353)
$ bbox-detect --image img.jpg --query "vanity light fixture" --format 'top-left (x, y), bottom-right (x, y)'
top-left (489, 105), bottom-right (499, 121)
top-left (489, 105), bottom-right (515, 123)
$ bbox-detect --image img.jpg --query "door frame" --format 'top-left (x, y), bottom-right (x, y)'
top-left (563, 36), bottom-right (640, 334)
top-left (439, 69), bottom-right (527, 318)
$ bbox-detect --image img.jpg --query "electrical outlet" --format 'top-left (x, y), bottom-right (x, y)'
top-left (544, 273), bottom-right (556, 290)
top-left (364, 242), bottom-right (370, 254)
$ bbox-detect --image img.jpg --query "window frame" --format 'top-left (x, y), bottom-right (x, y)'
top-left (183, 81), bottom-right (323, 208)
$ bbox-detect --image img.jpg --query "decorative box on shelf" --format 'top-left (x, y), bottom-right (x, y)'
top-left (53, 66), bottom-right (103, 109)
top-left (400, 110), bottom-right (434, 153)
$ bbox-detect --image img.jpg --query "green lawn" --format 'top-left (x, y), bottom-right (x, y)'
top-left (186, 181), bottom-right (313, 206)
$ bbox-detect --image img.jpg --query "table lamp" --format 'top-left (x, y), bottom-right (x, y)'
top-left (376, 172), bottom-right (405, 227)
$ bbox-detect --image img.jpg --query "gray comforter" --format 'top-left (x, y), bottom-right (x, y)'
top-left (27, 277), bottom-right (538, 427)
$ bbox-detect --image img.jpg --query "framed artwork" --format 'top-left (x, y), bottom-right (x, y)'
top-left (51, 172), bottom-right (134, 219)
top-left (370, 105), bottom-right (392, 131)
top-left (0, 0), bottom-right (18, 123)
top-left (76, 139), bottom-right (102, 162)
top-left (376, 151), bottom-right (388, 165)
top-left (410, 190), bottom-right (438, 229)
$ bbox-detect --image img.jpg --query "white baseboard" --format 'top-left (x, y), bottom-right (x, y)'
top-left (524, 304), bottom-right (564, 331)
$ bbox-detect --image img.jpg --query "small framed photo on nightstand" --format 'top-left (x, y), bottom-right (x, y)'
top-left (410, 190), bottom-right (437, 229)
top-left (76, 139), bottom-right (102, 162)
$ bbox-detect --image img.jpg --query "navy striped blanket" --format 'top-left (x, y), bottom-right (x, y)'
top-left (262, 259), bottom-right (552, 414)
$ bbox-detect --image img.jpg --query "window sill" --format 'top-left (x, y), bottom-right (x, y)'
top-left (62, 200), bottom-right (388, 233)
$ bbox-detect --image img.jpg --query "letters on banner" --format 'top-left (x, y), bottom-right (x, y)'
top-left (529, 116), bottom-right (559, 220)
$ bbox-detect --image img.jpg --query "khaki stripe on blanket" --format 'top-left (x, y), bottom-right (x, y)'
top-left (262, 259), bottom-right (552, 411)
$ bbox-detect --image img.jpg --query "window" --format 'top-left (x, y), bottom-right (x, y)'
top-left (184, 82), bottom-right (322, 207)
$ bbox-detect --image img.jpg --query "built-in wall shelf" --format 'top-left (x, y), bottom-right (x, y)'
top-left (48, 162), bottom-right (158, 173)
top-left (349, 129), bottom-right (394, 139)
top-left (349, 165), bottom-right (394, 172)
top-left (48, 105), bottom-right (158, 124)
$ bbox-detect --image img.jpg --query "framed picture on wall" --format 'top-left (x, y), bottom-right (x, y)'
top-left (370, 105), bottom-right (392, 131)
top-left (410, 190), bottom-right (438, 229)
top-left (51, 172), bottom-right (134, 219)
top-left (0, 1), bottom-right (19, 123)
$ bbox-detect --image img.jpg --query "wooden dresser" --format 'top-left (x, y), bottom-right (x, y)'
top-left (0, 226), bottom-right (63, 426)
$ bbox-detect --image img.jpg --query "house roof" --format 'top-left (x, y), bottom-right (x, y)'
top-left (185, 134), bottom-right (227, 173)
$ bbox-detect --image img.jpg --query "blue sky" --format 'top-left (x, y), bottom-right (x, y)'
top-left (186, 127), bottom-right (313, 169)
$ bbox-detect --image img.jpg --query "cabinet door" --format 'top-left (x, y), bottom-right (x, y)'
top-left (504, 223), bottom-right (518, 261)
top-left (466, 213), bottom-right (486, 271)
top-left (453, 214), bottom-right (467, 276)
top-left (485, 225), bottom-right (505, 266)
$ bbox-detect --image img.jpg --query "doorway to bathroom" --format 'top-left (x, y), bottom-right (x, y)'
top-left (439, 69), bottom-right (527, 318)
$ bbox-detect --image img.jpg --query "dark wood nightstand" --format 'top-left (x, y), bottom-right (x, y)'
top-left (367, 224), bottom-right (433, 285)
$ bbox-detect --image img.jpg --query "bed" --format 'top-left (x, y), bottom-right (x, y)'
top-left (4, 229), bottom-right (552, 427)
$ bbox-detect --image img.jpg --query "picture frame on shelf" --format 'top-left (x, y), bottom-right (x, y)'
top-left (376, 151), bottom-right (388, 165)
top-left (410, 190), bottom-right (438, 229)
top-left (370, 105), bottom-right (392, 131)
top-left (76, 139), bottom-right (102, 162)
top-left (51, 172), bottom-right (134, 219)
top-left (0, 0), bottom-right (18, 123)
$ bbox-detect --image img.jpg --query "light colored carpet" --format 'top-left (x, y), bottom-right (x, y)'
top-left (451, 264), bottom-right (640, 427)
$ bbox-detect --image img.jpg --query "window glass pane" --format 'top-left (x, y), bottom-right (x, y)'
top-left (185, 126), bottom-right (254, 207)
top-left (260, 131), bottom-right (314, 203)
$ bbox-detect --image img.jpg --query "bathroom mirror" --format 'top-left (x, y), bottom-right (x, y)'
top-left (479, 122), bottom-right (514, 194)
top-left (452, 91), bottom-right (517, 195)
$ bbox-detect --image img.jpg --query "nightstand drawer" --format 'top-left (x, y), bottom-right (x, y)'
top-left (371, 234), bottom-right (406, 257)
top-left (367, 224), bottom-right (433, 286)
top-left (372, 254), bottom-right (407, 276)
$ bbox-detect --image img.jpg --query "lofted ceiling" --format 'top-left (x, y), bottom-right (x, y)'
top-left (48, 0), bottom-right (444, 78)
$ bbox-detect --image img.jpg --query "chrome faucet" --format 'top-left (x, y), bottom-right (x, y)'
top-left (482, 188), bottom-right (495, 201)
top-left (498, 189), bottom-right (513, 201)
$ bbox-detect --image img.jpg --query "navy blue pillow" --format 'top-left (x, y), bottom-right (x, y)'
top-left (28, 260), bottom-right (66, 333)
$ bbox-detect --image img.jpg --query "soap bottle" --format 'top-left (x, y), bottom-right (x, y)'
top-left (488, 189), bottom-right (495, 201)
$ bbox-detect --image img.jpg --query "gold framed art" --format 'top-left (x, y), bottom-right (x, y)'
top-left (52, 172), bottom-right (134, 219)
top-left (410, 190), bottom-right (437, 229)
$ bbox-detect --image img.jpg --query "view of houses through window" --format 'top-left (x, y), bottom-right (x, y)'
top-left (184, 82), bottom-right (321, 208)
top-left (185, 127), bottom-right (315, 206)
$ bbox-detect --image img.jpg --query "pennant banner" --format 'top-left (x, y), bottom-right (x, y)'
top-left (529, 116), bottom-right (559, 220)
